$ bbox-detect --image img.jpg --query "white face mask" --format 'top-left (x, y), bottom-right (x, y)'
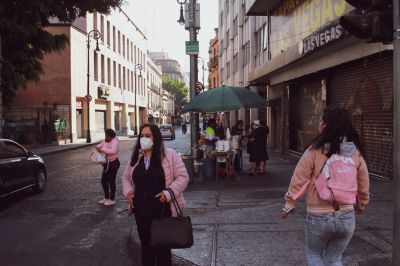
top-left (140, 137), bottom-right (154, 150)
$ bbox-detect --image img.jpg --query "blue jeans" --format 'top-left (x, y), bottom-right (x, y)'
top-left (305, 211), bottom-right (355, 266)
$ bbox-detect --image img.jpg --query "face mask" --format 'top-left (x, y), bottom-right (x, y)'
top-left (140, 137), bottom-right (154, 150)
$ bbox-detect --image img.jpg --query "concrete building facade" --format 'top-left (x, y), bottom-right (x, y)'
top-left (4, 8), bottom-right (148, 143)
top-left (218, 0), bottom-right (394, 179)
top-left (208, 28), bottom-right (219, 89)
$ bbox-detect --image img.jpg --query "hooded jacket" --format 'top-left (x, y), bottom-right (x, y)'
top-left (285, 140), bottom-right (370, 213)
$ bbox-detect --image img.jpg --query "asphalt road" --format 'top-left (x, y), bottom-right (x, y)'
top-left (0, 126), bottom-right (190, 266)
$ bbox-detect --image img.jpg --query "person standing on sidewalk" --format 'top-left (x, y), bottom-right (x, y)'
top-left (121, 124), bottom-right (189, 266)
top-left (97, 129), bottom-right (120, 206)
top-left (282, 107), bottom-right (370, 265)
top-left (248, 120), bottom-right (268, 176)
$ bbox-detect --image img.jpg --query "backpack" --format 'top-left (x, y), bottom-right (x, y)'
top-left (314, 154), bottom-right (358, 207)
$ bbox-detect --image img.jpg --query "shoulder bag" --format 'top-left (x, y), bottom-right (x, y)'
top-left (149, 188), bottom-right (194, 249)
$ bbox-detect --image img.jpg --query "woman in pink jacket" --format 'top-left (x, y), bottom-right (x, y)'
top-left (121, 124), bottom-right (189, 266)
top-left (96, 129), bottom-right (120, 206)
top-left (282, 108), bottom-right (370, 266)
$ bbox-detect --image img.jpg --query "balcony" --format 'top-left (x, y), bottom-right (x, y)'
top-left (209, 57), bottom-right (218, 69)
top-left (245, 0), bottom-right (280, 16)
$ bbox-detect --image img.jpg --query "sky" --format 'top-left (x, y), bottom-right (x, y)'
top-left (125, 0), bottom-right (218, 82)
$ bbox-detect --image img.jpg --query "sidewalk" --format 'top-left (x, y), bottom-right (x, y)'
top-left (27, 136), bottom-right (136, 157)
top-left (166, 150), bottom-right (393, 265)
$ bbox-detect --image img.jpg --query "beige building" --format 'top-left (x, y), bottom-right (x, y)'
top-left (147, 57), bottom-right (163, 125)
top-left (219, 0), bottom-right (394, 179)
top-left (4, 8), bottom-right (148, 143)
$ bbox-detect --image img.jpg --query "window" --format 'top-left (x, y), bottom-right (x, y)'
top-left (233, 17), bottom-right (238, 38)
top-left (93, 11), bottom-right (97, 31)
top-left (131, 71), bottom-right (134, 92)
top-left (220, 12), bottom-right (223, 26)
top-left (226, 62), bottom-right (230, 78)
top-left (112, 26), bottom-right (116, 52)
top-left (122, 34), bottom-right (125, 57)
top-left (3, 141), bottom-right (26, 158)
top-left (95, 111), bottom-right (106, 131)
top-left (256, 24), bottom-right (267, 54)
top-left (131, 43), bottom-right (134, 62)
top-left (123, 66), bottom-right (126, 90)
top-left (243, 42), bottom-right (250, 66)
top-left (118, 30), bottom-right (121, 54)
top-left (127, 39), bottom-right (130, 61)
top-left (107, 21), bottom-right (110, 46)
top-left (233, 53), bottom-right (238, 73)
top-left (134, 45), bottom-right (137, 64)
top-left (225, 30), bottom-right (229, 48)
top-left (113, 61), bottom-right (116, 87)
top-left (100, 15), bottom-right (104, 42)
top-left (101, 54), bottom-right (105, 83)
top-left (127, 70), bottom-right (130, 91)
top-left (118, 64), bottom-right (121, 88)
top-left (94, 51), bottom-right (98, 81)
top-left (107, 58), bottom-right (111, 85)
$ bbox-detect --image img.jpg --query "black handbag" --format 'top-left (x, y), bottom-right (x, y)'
top-left (149, 188), bottom-right (194, 249)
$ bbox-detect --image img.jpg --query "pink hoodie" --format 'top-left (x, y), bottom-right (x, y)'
top-left (121, 147), bottom-right (189, 217)
top-left (97, 137), bottom-right (119, 162)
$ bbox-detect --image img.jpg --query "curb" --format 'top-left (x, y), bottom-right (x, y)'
top-left (33, 136), bottom-right (138, 157)
top-left (35, 142), bottom-right (100, 157)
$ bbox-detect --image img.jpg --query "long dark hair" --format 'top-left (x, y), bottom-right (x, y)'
top-left (130, 124), bottom-right (165, 167)
top-left (311, 107), bottom-right (364, 157)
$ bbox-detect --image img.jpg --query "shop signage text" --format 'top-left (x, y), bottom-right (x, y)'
top-left (299, 24), bottom-right (345, 55)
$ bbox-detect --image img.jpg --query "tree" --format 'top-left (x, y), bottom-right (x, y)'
top-left (162, 75), bottom-right (189, 114)
top-left (0, 0), bottom-right (123, 107)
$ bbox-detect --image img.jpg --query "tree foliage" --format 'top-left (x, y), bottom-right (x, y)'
top-left (162, 75), bottom-right (189, 114)
top-left (0, 0), bottom-right (123, 107)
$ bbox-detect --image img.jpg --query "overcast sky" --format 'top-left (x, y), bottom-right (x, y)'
top-left (125, 0), bottom-right (218, 81)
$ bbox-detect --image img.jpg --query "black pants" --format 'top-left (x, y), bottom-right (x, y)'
top-left (134, 206), bottom-right (172, 266)
top-left (101, 159), bottom-right (120, 200)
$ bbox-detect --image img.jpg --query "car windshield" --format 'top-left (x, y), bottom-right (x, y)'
top-left (160, 125), bottom-right (171, 129)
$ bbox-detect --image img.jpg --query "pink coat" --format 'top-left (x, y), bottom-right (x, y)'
top-left (121, 148), bottom-right (189, 216)
top-left (97, 137), bottom-right (119, 162)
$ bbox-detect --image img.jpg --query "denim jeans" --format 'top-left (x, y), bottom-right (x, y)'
top-left (305, 211), bottom-right (355, 266)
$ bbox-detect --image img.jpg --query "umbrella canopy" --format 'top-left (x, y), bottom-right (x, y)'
top-left (182, 86), bottom-right (268, 113)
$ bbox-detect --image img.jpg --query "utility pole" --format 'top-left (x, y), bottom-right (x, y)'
top-left (393, 0), bottom-right (400, 263)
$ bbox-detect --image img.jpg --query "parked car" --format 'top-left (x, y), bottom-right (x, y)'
top-left (0, 139), bottom-right (47, 198)
top-left (159, 124), bottom-right (175, 140)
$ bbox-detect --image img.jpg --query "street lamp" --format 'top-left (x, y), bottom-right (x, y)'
top-left (86, 29), bottom-right (101, 143)
top-left (198, 56), bottom-right (206, 89)
top-left (134, 63), bottom-right (143, 135)
top-left (177, 0), bottom-right (187, 25)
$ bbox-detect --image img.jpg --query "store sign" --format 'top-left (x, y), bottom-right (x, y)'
top-left (299, 23), bottom-right (345, 55)
top-left (186, 41), bottom-right (199, 55)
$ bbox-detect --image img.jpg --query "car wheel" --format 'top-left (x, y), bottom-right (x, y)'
top-left (32, 169), bottom-right (47, 193)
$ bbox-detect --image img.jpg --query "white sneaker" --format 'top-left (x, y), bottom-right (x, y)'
top-left (98, 199), bottom-right (108, 204)
top-left (104, 199), bottom-right (116, 206)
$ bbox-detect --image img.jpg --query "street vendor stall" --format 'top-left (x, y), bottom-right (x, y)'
top-left (182, 85), bottom-right (268, 181)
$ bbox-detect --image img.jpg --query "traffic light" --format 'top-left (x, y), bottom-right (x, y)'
top-left (195, 81), bottom-right (204, 95)
top-left (339, 0), bottom-right (393, 43)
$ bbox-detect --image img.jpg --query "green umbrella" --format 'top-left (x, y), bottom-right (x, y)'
top-left (182, 86), bottom-right (268, 113)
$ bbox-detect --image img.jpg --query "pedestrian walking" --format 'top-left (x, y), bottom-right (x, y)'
top-left (121, 124), bottom-right (189, 266)
top-left (281, 107), bottom-right (370, 266)
top-left (248, 120), bottom-right (268, 176)
top-left (97, 129), bottom-right (120, 206)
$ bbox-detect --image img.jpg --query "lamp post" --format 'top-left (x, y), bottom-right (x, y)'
top-left (177, 0), bottom-right (200, 157)
top-left (198, 56), bottom-right (205, 90)
top-left (86, 29), bottom-right (101, 143)
top-left (134, 63), bottom-right (143, 135)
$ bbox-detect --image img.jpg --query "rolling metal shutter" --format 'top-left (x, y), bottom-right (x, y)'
top-left (328, 52), bottom-right (393, 179)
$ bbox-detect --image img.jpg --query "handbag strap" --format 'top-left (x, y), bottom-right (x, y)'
top-left (166, 188), bottom-right (184, 217)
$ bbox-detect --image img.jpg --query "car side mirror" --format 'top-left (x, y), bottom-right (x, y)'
top-left (27, 151), bottom-right (35, 157)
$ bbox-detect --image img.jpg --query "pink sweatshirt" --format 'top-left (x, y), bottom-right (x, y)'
top-left (121, 148), bottom-right (189, 217)
top-left (97, 137), bottom-right (119, 162)
top-left (285, 147), bottom-right (370, 213)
